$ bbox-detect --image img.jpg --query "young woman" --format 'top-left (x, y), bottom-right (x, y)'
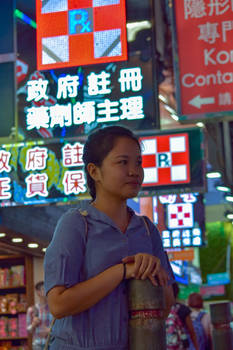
top-left (44, 126), bottom-right (175, 349)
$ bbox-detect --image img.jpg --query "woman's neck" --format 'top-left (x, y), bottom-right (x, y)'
top-left (92, 197), bottom-right (130, 232)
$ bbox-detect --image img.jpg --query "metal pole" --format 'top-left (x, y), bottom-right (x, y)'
top-left (210, 302), bottom-right (233, 350)
top-left (127, 279), bottom-right (166, 350)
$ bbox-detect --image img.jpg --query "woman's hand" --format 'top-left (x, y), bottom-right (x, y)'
top-left (122, 253), bottom-right (169, 287)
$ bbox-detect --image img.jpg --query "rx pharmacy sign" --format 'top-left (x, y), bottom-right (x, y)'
top-left (172, 0), bottom-right (233, 121)
top-left (139, 128), bottom-right (205, 194)
top-left (36, 0), bottom-right (127, 70)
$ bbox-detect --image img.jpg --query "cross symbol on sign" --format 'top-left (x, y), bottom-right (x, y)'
top-left (167, 203), bottom-right (194, 229)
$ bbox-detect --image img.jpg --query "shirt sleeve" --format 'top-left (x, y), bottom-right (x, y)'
top-left (44, 209), bottom-right (87, 295)
top-left (145, 217), bottom-right (175, 285)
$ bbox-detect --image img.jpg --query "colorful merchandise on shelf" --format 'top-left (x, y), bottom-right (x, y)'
top-left (18, 314), bottom-right (27, 338)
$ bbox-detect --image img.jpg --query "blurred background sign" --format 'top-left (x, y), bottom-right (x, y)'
top-left (128, 191), bottom-right (205, 249)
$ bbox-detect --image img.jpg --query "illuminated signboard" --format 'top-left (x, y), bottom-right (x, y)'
top-left (23, 65), bottom-right (147, 134)
top-left (0, 128), bottom-right (204, 206)
top-left (171, 0), bottom-right (233, 122)
top-left (17, 16), bottom-right (159, 139)
top-left (139, 128), bottom-right (205, 194)
top-left (140, 133), bottom-right (190, 187)
top-left (0, 139), bottom-right (88, 206)
top-left (128, 192), bottom-right (205, 249)
top-left (36, 0), bottom-right (127, 70)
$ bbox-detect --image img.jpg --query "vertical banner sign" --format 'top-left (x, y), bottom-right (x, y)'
top-left (173, 0), bottom-right (233, 121)
top-left (36, 0), bottom-right (127, 70)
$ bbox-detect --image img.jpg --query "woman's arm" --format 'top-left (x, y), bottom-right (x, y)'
top-left (185, 315), bottom-right (199, 350)
top-left (48, 263), bottom-right (124, 319)
top-left (48, 253), bottom-right (164, 319)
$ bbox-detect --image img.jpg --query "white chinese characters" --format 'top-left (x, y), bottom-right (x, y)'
top-left (57, 75), bottom-right (80, 99)
top-left (25, 67), bottom-right (145, 130)
top-left (184, 0), bottom-right (233, 19)
top-left (27, 79), bottom-right (49, 102)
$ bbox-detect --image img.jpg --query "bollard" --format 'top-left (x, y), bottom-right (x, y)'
top-left (209, 302), bottom-right (233, 350)
top-left (127, 279), bottom-right (166, 350)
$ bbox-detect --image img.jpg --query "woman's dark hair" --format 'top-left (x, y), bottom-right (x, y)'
top-left (188, 293), bottom-right (203, 309)
top-left (83, 126), bottom-right (140, 200)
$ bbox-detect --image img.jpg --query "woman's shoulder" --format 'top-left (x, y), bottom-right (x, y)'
top-left (57, 207), bottom-right (87, 225)
top-left (52, 207), bottom-right (88, 241)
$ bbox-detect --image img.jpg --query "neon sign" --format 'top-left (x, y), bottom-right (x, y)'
top-left (140, 133), bottom-right (190, 187)
top-left (128, 192), bottom-right (205, 249)
top-left (24, 68), bottom-right (144, 131)
top-left (0, 140), bottom-right (87, 206)
top-left (36, 0), bottom-right (127, 70)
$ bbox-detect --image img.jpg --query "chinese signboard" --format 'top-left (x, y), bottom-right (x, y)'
top-left (0, 139), bottom-right (88, 206)
top-left (0, 128), bottom-right (204, 206)
top-left (128, 192), bottom-right (205, 249)
top-left (17, 9), bottom-right (159, 139)
top-left (172, 0), bottom-right (233, 121)
top-left (139, 128), bottom-right (205, 194)
top-left (36, 0), bottom-right (127, 70)
top-left (24, 65), bottom-right (147, 134)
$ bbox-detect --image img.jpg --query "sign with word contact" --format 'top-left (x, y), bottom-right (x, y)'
top-left (172, 0), bottom-right (233, 121)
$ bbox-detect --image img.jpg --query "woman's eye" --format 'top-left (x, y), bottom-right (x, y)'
top-left (119, 160), bottom-right (127, 164)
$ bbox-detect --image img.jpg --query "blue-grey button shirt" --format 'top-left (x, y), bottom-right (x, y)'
top-left (44, 203), bottom-right (174, 350)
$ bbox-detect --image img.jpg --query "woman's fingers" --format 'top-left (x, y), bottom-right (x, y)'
top-left (122, 254), bottom-right (168, 286)
top-left (148, 274), bottom-right (158, 287)
top-left (140, 257), bottom-right (157, 280)
top-left (122, 256), bottom-right (135, 264)
top-left (151, 258), bottom-right (161, 276)
top-left (136, 255), bottom-right (149, 279)
top-left (133, 254), bottom-right (143, 278)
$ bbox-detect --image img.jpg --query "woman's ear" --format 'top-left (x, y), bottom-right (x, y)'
top-left (87, 163), bottom-right (100, 182)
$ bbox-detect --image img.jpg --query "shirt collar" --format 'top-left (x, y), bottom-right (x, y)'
top-left (82, 202), bottom-right (143, 231)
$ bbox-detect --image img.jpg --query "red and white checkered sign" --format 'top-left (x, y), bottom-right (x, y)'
top-left (140, 133), bottom-right (190, 187)
top-left (167, 203), bottom-right (193, 229)
top-left (36, 0), bottom-right (127, 70)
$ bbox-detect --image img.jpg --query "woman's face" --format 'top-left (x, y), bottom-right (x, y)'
top-left (93, 136), bottom-right (144, 201)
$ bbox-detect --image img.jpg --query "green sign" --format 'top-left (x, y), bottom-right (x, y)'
top-left (178, 284), bottom-right (200, 300)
